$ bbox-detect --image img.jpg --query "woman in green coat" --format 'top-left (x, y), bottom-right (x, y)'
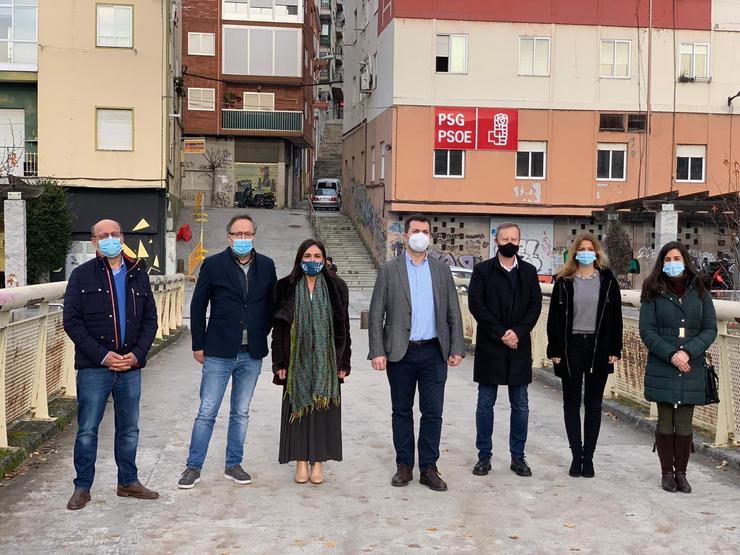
top-left (639, 241), bottom-right (717, 494)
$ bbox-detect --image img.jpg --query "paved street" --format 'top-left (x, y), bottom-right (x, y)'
top-left (1, 323), bottom-right (739, 554)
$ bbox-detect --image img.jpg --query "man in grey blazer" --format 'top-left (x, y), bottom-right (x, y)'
top-left (369, 213), bottom-right (465, 491)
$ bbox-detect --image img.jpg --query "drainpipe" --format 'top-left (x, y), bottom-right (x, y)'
top-left (645, 0), bottom-right (653, 198)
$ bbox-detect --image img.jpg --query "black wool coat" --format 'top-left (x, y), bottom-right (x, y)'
top-left (468, 256), bottom-right (542, 386)
top-left (271, 270), bottom-right (352, 385)
top-left (546, 268), bottom-right (623, 378)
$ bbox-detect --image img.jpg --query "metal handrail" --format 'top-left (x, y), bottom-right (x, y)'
top-left (0, 274), bottom-right (186, 448)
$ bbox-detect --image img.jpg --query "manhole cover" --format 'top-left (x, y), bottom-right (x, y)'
top-left (288, 224), bottom-right (302, 229)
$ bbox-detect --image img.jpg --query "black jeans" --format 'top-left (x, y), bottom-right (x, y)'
top-left (386, 342), bottom-right (447, 471)
top-left (561, 334), bottom-right (608, 460)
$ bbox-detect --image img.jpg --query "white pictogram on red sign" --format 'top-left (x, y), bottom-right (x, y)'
top-left (488, 113), bottom-right (509, 146)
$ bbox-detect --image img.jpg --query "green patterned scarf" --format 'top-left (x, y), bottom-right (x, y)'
top-left (286, 274), bottom-right (340, 422)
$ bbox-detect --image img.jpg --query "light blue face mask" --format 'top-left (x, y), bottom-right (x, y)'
top-left (575, 251), bottom-right (597, 266)
top-left (301, 261), bottom-right (324, 276)
top-left (232, 239), bottom-right (253, 257)
top-left (98, 236), bottom-right (123, 258)
top-left (663, 261), bottom-right (685, 278)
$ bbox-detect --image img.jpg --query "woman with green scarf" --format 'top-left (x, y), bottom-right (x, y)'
top-left (272, 239), bottom-right (351, 484)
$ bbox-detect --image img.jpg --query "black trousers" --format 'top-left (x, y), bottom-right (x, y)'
top-left (386, 342), bottom-right (447, 471)
top-left (561, 334), bottom-right (609, 460)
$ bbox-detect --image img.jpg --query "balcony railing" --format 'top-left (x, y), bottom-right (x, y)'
top-left (222, 109), bottom-right (303, 132)
top-left (24, 150), bottom-right (37, 177)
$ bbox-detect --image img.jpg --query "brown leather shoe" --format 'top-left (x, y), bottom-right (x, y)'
top-left (66, 488), bottom-right (91, 510)
top-left (117, 480), bottom-right (159, 499)
top-left (391, 465), bottom-right (413, 487)
top-left (419, 467), bottom-right (448, 491)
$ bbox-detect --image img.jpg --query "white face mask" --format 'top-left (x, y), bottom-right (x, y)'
top-left (408, 232), bottom-right (430, 253)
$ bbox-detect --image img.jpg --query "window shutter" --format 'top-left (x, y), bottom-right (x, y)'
top-left (97, 109), bottom-right (133, 151)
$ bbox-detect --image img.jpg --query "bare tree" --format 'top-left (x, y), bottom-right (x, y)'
top-left (199, 148), bottom-right (229, 203)
top-left (0, 122), bottom-right (24, 178)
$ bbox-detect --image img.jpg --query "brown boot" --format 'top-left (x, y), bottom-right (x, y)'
top-left (674, 434), bottom-right (693, 493)
top-left (117, 480), bottom-right (159, 499)
top-left (655, 432), bottom-right (676, 492)
top-left (66, 488), bottom-right (91, 510)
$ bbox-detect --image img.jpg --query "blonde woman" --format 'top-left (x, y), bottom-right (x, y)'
top-left (546, 233), bottom-right (623, 478)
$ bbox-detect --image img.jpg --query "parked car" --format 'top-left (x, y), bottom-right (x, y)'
top-left (312, 187), bottom-right (341, 210)
top-left (450, 266), bottom-right (473, 292)
top-left (316, 178), bottom-right (341, 198)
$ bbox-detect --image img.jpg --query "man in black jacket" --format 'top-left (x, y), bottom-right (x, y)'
top-left (467, 223), bottom-right (542, 477)
top-left (63, 219), bottom-right (159, 510)
top-left (178, 214), bottom-right (276, 489)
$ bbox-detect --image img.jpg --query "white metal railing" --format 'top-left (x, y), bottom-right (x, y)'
top-left (0, 275), bottom-right (186, 448)
top-left (459, 286), bottom-right (740, 447)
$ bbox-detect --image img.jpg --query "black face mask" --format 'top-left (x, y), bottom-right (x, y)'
top-left (497, 242), bottom-right (519, 258)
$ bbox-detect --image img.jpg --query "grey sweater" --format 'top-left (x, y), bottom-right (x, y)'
top-left (572, 275), bottom-right (601, 333)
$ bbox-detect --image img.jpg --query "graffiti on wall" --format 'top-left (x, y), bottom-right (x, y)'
top-left (490, 217), bottom-right (555, 275)
top-left (351, 185), bottom-right (387, 262)
top-left (513, 182), bottom-right (542, 204)
top-left (638, 246), bottom-right (720, 272)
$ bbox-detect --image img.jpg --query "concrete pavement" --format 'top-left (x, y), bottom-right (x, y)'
top-left (1, 323), bottom-right (739, 554)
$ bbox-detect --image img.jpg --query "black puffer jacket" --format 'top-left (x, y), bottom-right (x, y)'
top-left (63, 254), bottom-right (158, 370)
top-left (546, 268), bottom-right (623, 377)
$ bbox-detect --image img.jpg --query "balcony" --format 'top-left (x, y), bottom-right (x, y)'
top-left (222, 109), bottom-right (303, 132)
top-left (320, 0), bottom-right (330, 14)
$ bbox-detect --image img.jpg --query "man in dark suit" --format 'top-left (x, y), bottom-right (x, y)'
top-left (178, 214), bottom-right (276, 489)
top-left (63, 219), bottom-right (159, 510)
top-left (468, 223), bottom-right (542, 478)
top-left (369, 213), bottom-right (464, 491)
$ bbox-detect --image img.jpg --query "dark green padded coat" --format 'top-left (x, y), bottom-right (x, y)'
top-left (639, 280), bottom-right (717, 406)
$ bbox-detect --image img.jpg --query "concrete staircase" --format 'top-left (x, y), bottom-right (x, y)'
top-left (313, 121), bottom-right (343, 181)
top-left (315, 214), bottom-right (378, 291)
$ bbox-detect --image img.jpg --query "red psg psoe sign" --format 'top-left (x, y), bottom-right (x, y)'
top-left (435, 107), bottom-right (519, 151)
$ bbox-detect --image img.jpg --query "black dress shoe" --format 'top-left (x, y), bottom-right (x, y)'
top-left (472, 457), bottom-right (492, 476)
top-left (581, 458), bottom-right (595, 478)
top-left (568, 457), bottom-right (582, 477)
top-left (391, 465), bottom-right (413, 487)
top-left (510, 457), bottom-right (532, 477)
top-left (419, 467), bottom-right (448, 491)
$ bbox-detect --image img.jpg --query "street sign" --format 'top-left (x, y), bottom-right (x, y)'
top-left (184, 138), bottom-right (206, 154)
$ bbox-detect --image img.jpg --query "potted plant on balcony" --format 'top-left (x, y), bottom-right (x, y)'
top-left (224, 92), bottom-right (241, 109)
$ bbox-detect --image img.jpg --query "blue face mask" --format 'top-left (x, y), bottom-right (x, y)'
top-left (232, 239), bottom-right (253, 257)
top-left (575, 251), bottom-right (597, 266)
top-left (663, 261), bottom-right (685, 278)
top-left (301, 261), bottom-right (324, 276)
top-left (98, 236), bottom-right (123, 258)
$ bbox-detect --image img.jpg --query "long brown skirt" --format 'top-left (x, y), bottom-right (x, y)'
top-left (278, 390), bottom-right (342, 464)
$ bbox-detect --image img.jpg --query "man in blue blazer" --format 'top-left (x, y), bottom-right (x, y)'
top-left (178, 214), bottom-right (276, 489)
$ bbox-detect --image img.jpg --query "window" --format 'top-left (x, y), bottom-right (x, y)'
top-left (680, 43), bottom-right (709, 80)
top-left (223, 0), bottom-right (301, 22)
top-left (676, 145), bottom-right (706, 182)
top-left (97, 5), bottom-right (133, 48)
top-left (188, 32), bottom-right (215, 56)
top-left (516, 141), bottom-right (546, 179)
top-left (96, 108), bottom-right (133, 151)
top-left (436, 34), bottom-right (467, 74)
top-left (244, 92), bottom-right (275, 111)
top-left (596, 143), bottom-right (627, 180)
top-left (370, 145), bottom-right (375, 181)
top-left (599, 113), bottom-right (625, 132)
top-left (0, 0), bottom-right (38, 69)
top-left (627, 114), bottom-right (647, 132)
top-left (519, 37), bottom-right (550, 76)
top-left (600, 39), bottom-right (630, 78)
top-left (380, 141), bottom-right (385, 179)
top-left (434, 149), bottom-right (464, 178)
top-left (188, 88), bottom-right (216, 111)
top-left (222, 26), bottom-right (301, 77)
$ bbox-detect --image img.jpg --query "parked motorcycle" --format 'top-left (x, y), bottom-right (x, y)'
top-left (234, 186), bottom-right (276, 209)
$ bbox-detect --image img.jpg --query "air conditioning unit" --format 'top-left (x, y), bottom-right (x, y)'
top-left (359, 60), bottom-right (373, 93)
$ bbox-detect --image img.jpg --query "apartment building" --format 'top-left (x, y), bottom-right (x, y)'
top-left (181, 0), bottom-right (322, 208)
top-left (317, 0), bottom-right (344, 116)
top-left (343, 0), bottom-right (740, 279)
top-left (36, 0), bottom-right (182, 276)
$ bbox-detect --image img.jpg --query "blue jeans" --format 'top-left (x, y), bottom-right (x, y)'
top-left (186, 352), bottom-right (262, 469)
top-left (386, 342), bottom-right (447, 471)
top-left (73, 367), bottom-right (141, 490)
top-left (475, 383), bottom-right (529, 459)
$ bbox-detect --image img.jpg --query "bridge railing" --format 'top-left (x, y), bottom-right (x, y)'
top-left (459, 285), bottom-right (740, 447)
top-left (0, 275), bottom-right (186, 448)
